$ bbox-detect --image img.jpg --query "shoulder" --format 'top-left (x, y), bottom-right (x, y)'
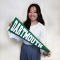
top-left (38, 23), bottom-right (46, 34)
top-left (37, 22), bottom-right (46, 30)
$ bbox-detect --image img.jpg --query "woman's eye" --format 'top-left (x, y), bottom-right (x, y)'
top-left (34, 12), bottom-right (37, 13)
top-left (29, 12), bottom-right (37, 13)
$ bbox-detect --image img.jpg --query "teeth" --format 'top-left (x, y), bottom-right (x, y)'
top-left (31, 17), bottom-right (34, 18)
top-left (32, 18), bottom-right (33, 19)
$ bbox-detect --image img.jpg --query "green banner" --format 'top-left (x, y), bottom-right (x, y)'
top-left (8, 17), bottom-right (50, 52)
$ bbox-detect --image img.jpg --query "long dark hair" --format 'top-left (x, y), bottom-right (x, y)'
top-left (24, 3), bottom-right (45, 29)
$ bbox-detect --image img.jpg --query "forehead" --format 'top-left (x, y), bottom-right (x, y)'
top-left (30, 6), bottom-right (37, 11)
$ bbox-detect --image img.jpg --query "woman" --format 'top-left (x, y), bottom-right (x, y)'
top-left (8, 3), bottom-right (51, 60)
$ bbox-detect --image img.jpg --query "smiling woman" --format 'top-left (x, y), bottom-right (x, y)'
top-left (0, 0), bottom-right (60, 60)
top-left (8, 3), bottom-right (51, 60)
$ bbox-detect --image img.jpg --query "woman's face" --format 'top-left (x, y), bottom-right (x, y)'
top-left (28, 6), bottom-right (38, 21)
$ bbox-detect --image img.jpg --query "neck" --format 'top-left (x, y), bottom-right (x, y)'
top-left (31, 20), bottom-right (38, 26)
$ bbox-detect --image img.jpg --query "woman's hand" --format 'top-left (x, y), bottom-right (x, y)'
top-left (43, 51), bottom-right (51, 57)
top-left (9, 22), bottom-right (12, 26)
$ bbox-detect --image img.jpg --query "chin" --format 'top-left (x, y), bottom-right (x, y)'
top-left (31, 19), bottom-right (35, 21)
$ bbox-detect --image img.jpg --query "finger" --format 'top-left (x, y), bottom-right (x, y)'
top-left (9, 22), bottom-right (12, 26)
top-left (47, 53), bottom-right (51, 57)
top-left (47, 54), bottom-right (51, 57)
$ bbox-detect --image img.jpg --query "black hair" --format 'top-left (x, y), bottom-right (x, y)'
top-left (24, 3), bottom-right (45, 29)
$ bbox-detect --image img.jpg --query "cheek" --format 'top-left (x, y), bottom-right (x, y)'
top-left (35, 14), bottom-right (38, 18)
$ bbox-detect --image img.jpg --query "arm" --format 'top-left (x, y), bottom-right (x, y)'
top-left (40, 26), bottom-right (51, 57)
top-left (8, 31), bottom-right (23, 42)
top-left (40, 26), bottom-right (46, 56)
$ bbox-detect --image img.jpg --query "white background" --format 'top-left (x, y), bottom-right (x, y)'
top-left (0, 0), bottom-right (60, 60)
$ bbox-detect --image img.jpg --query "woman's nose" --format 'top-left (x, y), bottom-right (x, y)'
top-left (31, 13), bottom-right (34, 15)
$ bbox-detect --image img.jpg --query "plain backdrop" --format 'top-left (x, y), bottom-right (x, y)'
top-left (0, 0), bottom-right (60, 60)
